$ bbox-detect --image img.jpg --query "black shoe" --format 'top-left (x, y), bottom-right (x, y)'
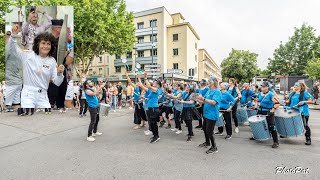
top-left (305, 140), bottom-right (311, 145)
top-left (215, 132), bottom-right (223, 136)
top-left (181, 121), bottom-right (183, 124)
top-left (165, 124), bottom-right (171, 129)
top-left (198, 142), bottom-right (210, 148)
top-left (195, 125), bottom-right (202, 129)
top-left (225, 135), bottom-right (232, 140)
top-left (250, 137), bottom-right (256, 140)
top-left (206, 147), bottom-right (218, 154)
top-left (159, 121), bottom-right (165, 127)
top-left (280, 135), bottom-right (286, 138)
top-left (187, 136), bottom-right (192, 142)
top-left (150, 136), bottom-right (160, 143)
top-left (272, 142), bottom-right (279, 148)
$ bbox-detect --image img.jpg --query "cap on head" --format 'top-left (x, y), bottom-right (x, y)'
top-left (208, 76), bottom-right (217, 84)
top-left (261, 81), bottom-right (269, 88)
top-left (221, 82), bottom-right (229, 90)
top-left (51, 19), bottom-right (64, 26)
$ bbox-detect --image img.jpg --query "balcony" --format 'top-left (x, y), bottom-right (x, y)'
top-left (136, 27), bottom-right (158, 37)
top-left (136, 41), bottom-right (158, 51)
top-left (136, 56), bottom-right (158, 64)
top-left (114, 58), bottom-right (133, 66)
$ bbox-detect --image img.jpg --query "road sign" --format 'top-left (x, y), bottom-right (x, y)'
top-left (144, 69), bottom-right (161, 72)
top-left (145, 64), bottom-right (161, 68)
top-left (167, 69), bottom-right (183, 74)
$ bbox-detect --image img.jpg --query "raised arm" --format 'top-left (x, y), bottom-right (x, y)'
top-left (125, 71), bottom-right (136, 89)
top-left (144, 72), bottom-right (157, 92)
top-left (136, 73), bottom-right (148, 92)
top-left (51, 64), bottom-right (65, 86)
top-left (9, 24), bottom-right (31, 61)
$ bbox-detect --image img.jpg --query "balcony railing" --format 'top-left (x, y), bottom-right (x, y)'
top-left (136, 27), bottom-right (158, 37)
top-left (114, 58), bottom-right (133, 66)
top-left (136, 41), bottom-right (158, 51)
top-left (136, 56), bottom-right (158, 64)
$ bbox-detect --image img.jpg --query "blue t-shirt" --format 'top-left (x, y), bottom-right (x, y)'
top-left (164, 95), bottom-right (173, 107)
top-left (288, 91), bottom-right (312, 116)
top-left (182, 92), bottom-right (195, 108)
top-left (203, 89), bottom-right (221, 121)
top-left (258, 92), bottom-right (275, 110)
top-left (133, 87), bottom-right (141, 101)
top-left (173, 90), bottom-right (183, 111)
top-left (220, 91), bottom-right (236, 110)
top-left (173, 88), bottom-right (177, 95)
top-left (158, 88), bottom-right (165, 103)
top-left (197, 87), bottom-right (210, 97)
top-left (147, 89), bottom-right (160, 108)
top-left (240, 89), bottom-right (255, 107)
top-left (227, 86), bottom-right (240, 98)
top-left (143, 90), bottom-right (151, 110)
top-left (84, 89), bottom-right (99, 108)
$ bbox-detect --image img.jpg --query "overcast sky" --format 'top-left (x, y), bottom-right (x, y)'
top-left (126, 0), bottom-right (320, 69)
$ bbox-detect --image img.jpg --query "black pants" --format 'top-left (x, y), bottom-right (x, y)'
top-left (302, 115), bottom-right (311, 141)
top-left (45, 108), bottom-right (51, 112)
top-left (56, 84), bottom-right (67, 108)
top-left (197, 106), bottom-right (203, 127)
top-left (231, 104), bottom-right (238, 127)
top-left (257, 111), bottom-right (278, 143)
top-left (79, 99), bottom-right (88, 115)
top-left (48, 83), bottom-right (58, 108)
top-left (174, 109), bottom-right (182, 130)
top-left (165, 106), bottom-right (173, 119)
top-left (203, 118), bottom-right (217, 148)
top-left (182, 107), bottom-right (193, 136)
top-left (218, 110), bottom-right (232, 135)
top-left (148, 107), bottom-right (160, 137)
top-left (145, 110), bottom-right (151, 131)
top-left (134, 103), bottom-right (146, 125)
top-left (100, 93), bottom-right (107, 103)
top-left (48, 83), bottom-right (67, 108)
top-left (88, 107), bottom-right (100, 137)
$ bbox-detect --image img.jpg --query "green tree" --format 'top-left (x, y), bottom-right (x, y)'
top-left (267, 23), bottom-right (320, 76)
top-left (306, 58), bottom-right (320, 80)
top-left (221, 49), bottom-right (258, 83)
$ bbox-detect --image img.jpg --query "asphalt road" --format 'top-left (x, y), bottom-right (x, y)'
top-left (0, 108), bottom-right (319, 180)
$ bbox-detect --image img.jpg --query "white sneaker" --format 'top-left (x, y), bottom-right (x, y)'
top-left (171, 128), bottom-right (177, 132)
top-left (145, 131), bottom-right (153, 136)
top-left (36, 109), bottom-right (41, 112)
top-left (235, 127), bottom-right (239, 133)
top-left (87, 136), bottom-right (95, 142)
top-left (92, 132), bottom-right (102, 137)
top-left (129, 107), bottom-right (133, 110)
top-left (45, 112), bottom-right (48, 115)
top-left (114, 110), bottom-right (116, 112)
top-left (243, 122), bottom-right (250, 126)
top-left (119, 106), bottom-right (122, 109)
top-left (176, 130), bottom-right (183, 134)
top-left (59, 109), bottom-right (63, 113)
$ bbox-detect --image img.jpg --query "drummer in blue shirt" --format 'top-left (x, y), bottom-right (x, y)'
top-left (253, 81), bottom-right (280, 148)
top-left (195, 79), bottom-right (210, 129)
top-left (216, 82), bottom-right (236, 139)
top-left (240, 83), bottom-right (255, 108)
top-left (228, 78), bottom-right (242, 133)
top-left (168, 84), bottom-right (184, 134)
top-left (158, 84), bottom-right (167, 127)
top-left (180, 84), bottom-right (196, 142)
top-left (196, 76), bottom-right (221, 154)
top-left (286, 82), bottom-right (313, 145)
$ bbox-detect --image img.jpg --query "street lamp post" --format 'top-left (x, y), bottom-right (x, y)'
top-left (133, 47), bottom-right (138, 83)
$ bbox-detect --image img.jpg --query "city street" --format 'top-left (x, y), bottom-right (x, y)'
top-left (0, 108), bottom-right (319, 180)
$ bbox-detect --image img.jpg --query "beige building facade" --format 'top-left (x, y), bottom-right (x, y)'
top-left (75, 7), bottom-right (221, 82)
top-left (198, 49), bottom-right (222, 81)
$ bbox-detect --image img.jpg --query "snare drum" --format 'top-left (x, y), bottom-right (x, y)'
top-left (215, 112), bottom-right (225, 127)
top-left (247, 108), bottom-right (257, 118)
top-left (248, 116), bottom-right (270, 141)
top-left (100, 103), bottom-right (111, 116)
top-left (236, 106), bottom-right (248, 123)
top-left (275, 107), bottom-right (304, 137)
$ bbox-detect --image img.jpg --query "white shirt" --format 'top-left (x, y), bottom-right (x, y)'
top-left (9, 35), bottom-right (64, 90)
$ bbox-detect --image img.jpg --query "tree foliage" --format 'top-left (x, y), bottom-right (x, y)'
top-left (306, 58), bottom-right (320, 80)
top-left (267, 23), bottom-right (320, 76)
top-left (221, 49), bottom-right (258, 83)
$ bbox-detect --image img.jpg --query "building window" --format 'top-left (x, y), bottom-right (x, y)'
top-left (89, 69), bottom-right (93, 75)
top-left (115, 66), bottom-right (121, 73)
top-left (189, 68), bottom-right (195, 76)
top-left (138, 51), bottom-right (144, 57)
top-left (195, 55), bottom-right (197, 62)
top-left (126, 52), bottom-right (132, 59)
top-left (137, 22), bottom-right (144, 29)
top-left (138, 36), bottom-right (144, 44)
top-left (151, 49), bottom-right (157, 56)
top-left (173, 34), bottom-right (178, 41)
top-left (195, 43), bottom-right (197, 49)
top-left (150, 34), bottom-right (157, 42)
top-left (107, 68), bottom-right (109, 75)
top-left (173, 63), bottom-right (178, 69)
top-left (195, 67), bottom-right (197, 74)
top-left (140, 64), bottom-right (145, 70)
top-left (150, 19), bottom-right (157, 27)
top-left (99, 68), bottom-right (102, 75)
top-left (116, 55), bottom-right (121, 59)
top-left (107, 56), bottom-right (110, 63)
top-left (126, 65), bottom-right (132, 71)
top-left (99, 56), bottom-right (102, 63)
top-left (173, 48), bottom-right (179, 56)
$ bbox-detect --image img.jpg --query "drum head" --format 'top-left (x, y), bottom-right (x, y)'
top-left (248, 116), bottom-right (266, 122)
top-left (275, 108), bottom-right (300, 118)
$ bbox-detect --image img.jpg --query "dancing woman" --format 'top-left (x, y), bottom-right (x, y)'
top-left (137, 73), bottom-right (161, 143)
top-left (228, 78), bottom-right (242, 133)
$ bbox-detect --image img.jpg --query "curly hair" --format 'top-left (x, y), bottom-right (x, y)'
top-left (32, 32), bottom-right (57, 57)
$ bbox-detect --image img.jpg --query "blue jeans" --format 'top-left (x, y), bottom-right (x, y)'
top-left (112, 96), bottom-right (117, 110)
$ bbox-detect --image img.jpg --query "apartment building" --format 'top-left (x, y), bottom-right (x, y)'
top-left (198, 49), bottom-right (222, 81)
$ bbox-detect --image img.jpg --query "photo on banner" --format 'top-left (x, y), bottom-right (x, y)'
top-left (5, 6), bottom-right (74, 110)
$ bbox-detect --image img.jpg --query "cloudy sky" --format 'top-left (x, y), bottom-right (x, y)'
top-left (126, 0), bottom-right (320, 69)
